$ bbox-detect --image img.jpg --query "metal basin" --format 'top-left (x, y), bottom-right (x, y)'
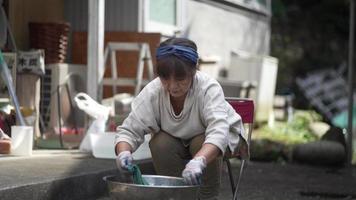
top-left (103, 174), bottom-right (200, 200)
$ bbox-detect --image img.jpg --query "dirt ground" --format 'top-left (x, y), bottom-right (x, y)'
top-left (218, 160), bottom-right (356, 200)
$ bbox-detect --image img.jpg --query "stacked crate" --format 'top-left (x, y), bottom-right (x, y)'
top-left (29, 22), bottom-right (70, 64)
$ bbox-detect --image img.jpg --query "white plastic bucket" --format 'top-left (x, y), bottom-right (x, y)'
top-left (89, 132), bottom-right (151, 160)
top-left (11, 126), bottom-right (33, 156)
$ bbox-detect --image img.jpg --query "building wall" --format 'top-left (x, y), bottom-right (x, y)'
top-left (8, 0), bottom-right (64, 50)
top-left (186, 0), bottom-right (271, 69)
top-left (8, 0), bottom-right (270, 61)
top-left (63, 0), bottom-right (270, 68)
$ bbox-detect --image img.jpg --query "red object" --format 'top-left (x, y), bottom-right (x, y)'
top-left (55, 127), bottom-right (85, 135)
top-left (109, 119), bottom-right (117, 132)
top-left (0, 140), bottom-right (11, 154)
top-left (226, 98), bottom-right (254, 123)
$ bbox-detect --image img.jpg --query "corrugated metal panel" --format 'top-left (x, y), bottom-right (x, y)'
top-left (105, 0), bottom-right (139, 31)
top-left (64, 0), bottom-right (88, 31)
top-left (64, 0), bottom-right (139, 32)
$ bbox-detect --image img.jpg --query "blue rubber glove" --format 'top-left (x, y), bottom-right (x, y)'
top-left (116, 150), bottom-right (133, 170)
top-left (182, 156), bottom-right (207, 185)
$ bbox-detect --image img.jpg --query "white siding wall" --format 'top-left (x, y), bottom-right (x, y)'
top-left (185, 0), bottom-right (270, 68)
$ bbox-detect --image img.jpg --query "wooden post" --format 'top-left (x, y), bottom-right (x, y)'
top-left (87, 0), bottom-right (105, 101)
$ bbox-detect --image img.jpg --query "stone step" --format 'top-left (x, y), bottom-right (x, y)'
top-left (0, 150), bottom-right (154, 200)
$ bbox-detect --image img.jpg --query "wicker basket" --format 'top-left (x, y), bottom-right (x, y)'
top-left (29, 22), bottom-right (70, 64)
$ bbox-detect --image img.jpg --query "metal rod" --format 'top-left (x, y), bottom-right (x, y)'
top-left (233, 160), bottom-right (246, 200)
top-left (225, 158), bottom-right (236, 195)
top-left (57, 85), bottom-right (64, 148)
top-left (347, 0), bottom-right (355, 165)
top-left (0, 4), bottom-right (17, 52)
top-left (65, 83), bottom-right (79, 135)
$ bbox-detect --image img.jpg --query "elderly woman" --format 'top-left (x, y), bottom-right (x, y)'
top-left (115, 37), bottom-right (248, 200)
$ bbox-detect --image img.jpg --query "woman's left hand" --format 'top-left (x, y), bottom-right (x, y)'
top-left (182, 156), bottom-right (207, 185)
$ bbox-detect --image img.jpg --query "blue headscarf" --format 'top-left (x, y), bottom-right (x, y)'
top-left (156, 45), bottom-right (199, 65)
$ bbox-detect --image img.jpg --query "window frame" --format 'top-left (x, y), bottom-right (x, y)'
top-left (142, 0), bottom-right (186, 37)
top-left (217, 0), bottom-right (270, 15)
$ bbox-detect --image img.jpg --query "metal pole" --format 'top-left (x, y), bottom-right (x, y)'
top-left (347, 0), bottom-right (355, 165)
top-left (0, 50), bottom-right (26, 126)
top-left (87, 0), bottom-right (105, 101)
top-left (0, 1), bottom-right (17, 52)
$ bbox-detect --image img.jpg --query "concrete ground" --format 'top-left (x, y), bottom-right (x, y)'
top-left (1, 150), bottom-right (356, 200)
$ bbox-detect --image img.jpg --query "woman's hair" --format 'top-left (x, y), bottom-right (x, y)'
top-left (156, 38), bottom-right (198, 79)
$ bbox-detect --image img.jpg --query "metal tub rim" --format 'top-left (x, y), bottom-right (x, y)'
top-left (103, 174), bottom-right (200, 189)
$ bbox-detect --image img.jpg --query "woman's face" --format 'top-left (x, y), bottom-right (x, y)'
top-left (160, 75), bottom-right (193, 99)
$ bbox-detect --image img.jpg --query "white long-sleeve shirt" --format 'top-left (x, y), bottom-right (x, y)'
top-left (115, 71), bottom-right (248, 156)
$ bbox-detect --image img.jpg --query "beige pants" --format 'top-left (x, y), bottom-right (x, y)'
top-left (149, 131), bottom-right (222, 200)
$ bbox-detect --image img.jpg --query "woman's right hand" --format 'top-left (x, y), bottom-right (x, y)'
top-left (116, 151), bottom-right (133, 170)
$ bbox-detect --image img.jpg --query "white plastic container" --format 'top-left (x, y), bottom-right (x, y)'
top-left (89, 132), bottom-right (152, 160)
top-left (11, 126), bottom-right (33, 156)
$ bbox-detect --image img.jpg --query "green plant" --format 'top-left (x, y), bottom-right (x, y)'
top-left (254, 110), bottom-right (322, 145)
